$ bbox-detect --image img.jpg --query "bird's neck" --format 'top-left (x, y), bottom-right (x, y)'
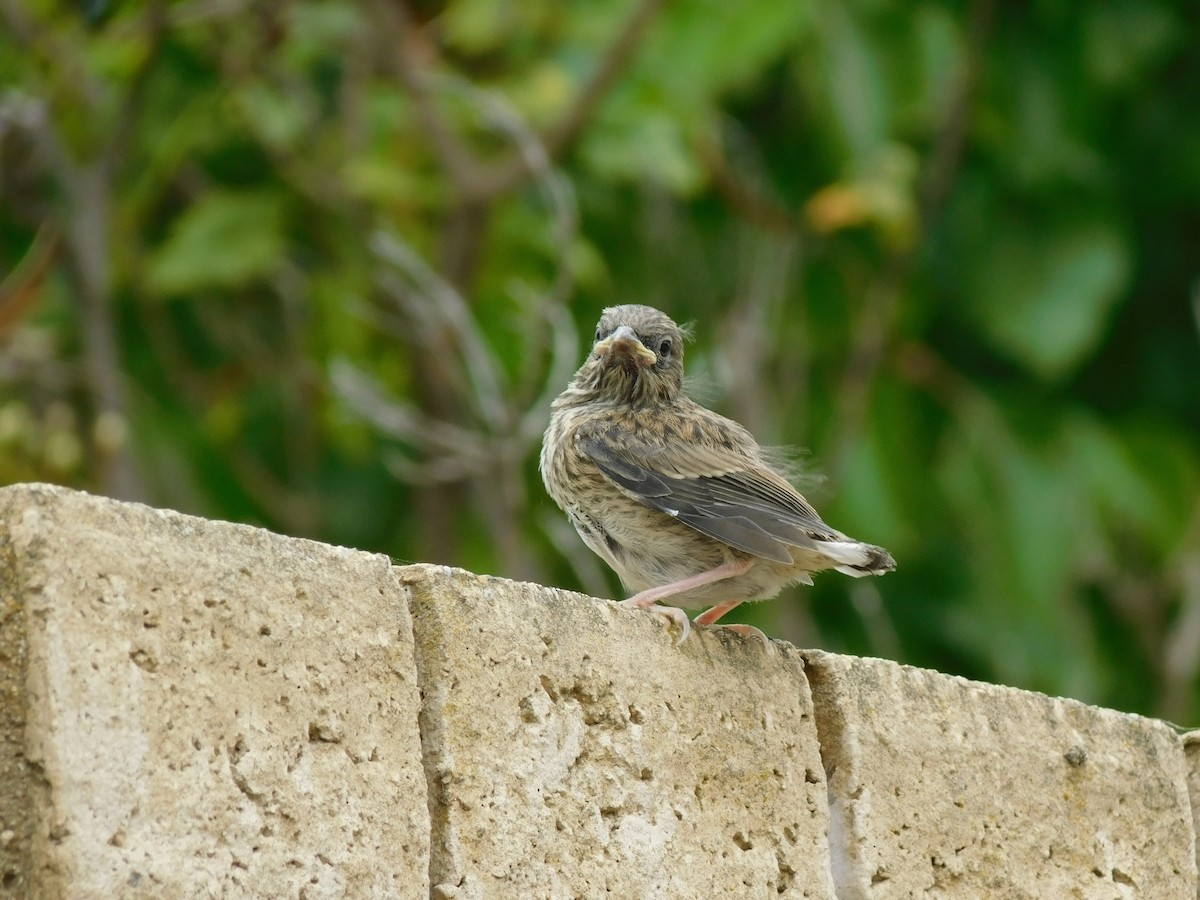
top-left (555, 371), bottom-right (679, 411)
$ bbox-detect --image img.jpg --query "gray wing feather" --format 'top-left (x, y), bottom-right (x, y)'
top-left (582, 433), bottom-right (837, 564)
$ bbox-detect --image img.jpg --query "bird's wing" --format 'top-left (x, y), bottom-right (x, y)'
top-left (580, 421), bottom-right (838, 565)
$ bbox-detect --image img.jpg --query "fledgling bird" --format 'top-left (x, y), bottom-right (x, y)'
top-left (540, 304), bottom-right (895, 641)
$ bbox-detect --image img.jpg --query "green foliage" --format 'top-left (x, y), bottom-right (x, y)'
top-left (965, 218), bottom-right (1131, 380)
top-left (147, 190), bottom-right (288, 293)
top-left (2, 0), bottom-right (1198, 722)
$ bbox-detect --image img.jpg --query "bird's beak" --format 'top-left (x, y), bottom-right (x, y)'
top-left (595, 325), bottom-right (657, 367)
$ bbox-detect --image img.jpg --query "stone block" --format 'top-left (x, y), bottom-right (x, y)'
top-left (1183, 730), bottom-right (1200, 899)
top-left (0, 484), bottom-right (428, 898)
top-left (401, 564), bottom-right (834, 898)
top-left (804, 650), bottom-right (1196, 899)
top-left (5, 483), bottom-right (1193, 899)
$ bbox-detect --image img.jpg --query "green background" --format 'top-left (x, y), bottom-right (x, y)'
top-left (3, 0), bottom-right (1198, 722)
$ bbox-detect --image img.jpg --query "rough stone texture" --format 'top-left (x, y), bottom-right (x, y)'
top-left (4, 484), bottom-right (1198, 898)
top-left (1184, 730), bottom-right (1200, 899)
top-left (400, 563), bottom-right (834, 899)
top-left (0, 484), bottom-right (428, 899)
top-left (803, 650), bottom-right (1197, 900)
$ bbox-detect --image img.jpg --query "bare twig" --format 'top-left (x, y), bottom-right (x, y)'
top-left (0, 224), bottom-right (60, 340)
top-left (371, 231), bottom-right (508, 430)
top-left (825, 0), bottom-right (994, 486)
top-left (375, 0), bottom-right (486, 195)
top-left (351, 0), bottom-right (622, 575)
top-left (849, 580), bottom-right (902, 661)
top-left (695, 126), bottom-right (804, 235)
top-left (515, 297), bottom-right (580, 445)
top-left (105, 0), bottom-right (170, 174)
top-left (0, 92), bottom-right (75, 190)
top-left (1162, 558), bottom-right (1200, 718)
top-left (1191, 277), bottom-right (1200, 344)
top-left (0, 1), bottom-right (105, 111)
top-left (917, 0), bottom-right (995, 223)
top-left (382, 0), bottom-right (663, 202)
top-left (0, 2), bottom-right (170, 500)
top-left (434, 76), bottom-right (580, 304)
top-left (1160, 502), bottom-right (1200, 720)
top-left (329, 358), bottom-right (489, 461)
top-left (483, 0), bottom-right (667, 196)
top-left (383, 449), bottom-right (483, 486)
top-left (717, 232), bottom-right (799, 439)
top-left (360, 73), bottom-right (584, 441)
top-left (430, 77), bottom-right (582, 441)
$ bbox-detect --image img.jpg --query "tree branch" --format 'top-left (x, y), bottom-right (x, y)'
top-left (824, 0), bottom-right (994, 486)
top-left (376, 0), bottom-right (488, 196)
top-left (540, 0), bottom-right (666, 165)
top-left (0, 224), bottom-right (60, 340)
top-left (917, 0), bottom-right (994, 225)
top-left (383, 0), bottom-right (664, 201)
top-left (104, 0), bottom-right (170, 175)
top-left (694, 129), bottom-right (804, 235)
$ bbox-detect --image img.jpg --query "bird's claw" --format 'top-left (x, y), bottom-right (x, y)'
top-left (661, 606), bottom-right (692, 643)
top-left (619, 599), bottom-right (691, 642)
top-left (704, 622), bottom-right (773, 651)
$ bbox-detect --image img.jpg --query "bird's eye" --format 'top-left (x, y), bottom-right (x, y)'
top-left (595, 327), bottom-right (603, 342)
top-left (658, 338), bottom-right (672, 357)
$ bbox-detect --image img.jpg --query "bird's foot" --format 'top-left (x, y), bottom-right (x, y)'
top-left (704, 622), bottom-right (772, 651)
top-left (618, 598), bottom-right (691, 643)
top-left (690, 598), bottom-right (769, 648)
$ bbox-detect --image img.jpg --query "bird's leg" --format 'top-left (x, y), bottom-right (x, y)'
top-left (693, 599), bottom-right (770, 647)
top-left (619, 558), bottom-right (755, 642)
top-left (620, 557), bottom-right (755, 609)
top-left (715, 623), bottom-right (770, 643)
top-left (693, 598), bottom-right (743, 626)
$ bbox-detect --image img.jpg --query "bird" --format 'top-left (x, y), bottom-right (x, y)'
top-left (539, 304), bottom-right (895, 642)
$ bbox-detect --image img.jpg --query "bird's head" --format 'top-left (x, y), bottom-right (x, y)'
top-left (573, 305), bottom-right (686, 406)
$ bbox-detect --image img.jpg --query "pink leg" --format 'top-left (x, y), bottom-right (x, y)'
top-left (620, 557), bottom-right (754, 610)
top-left (694, 598), bottom-right (744, 626)
top-left (619, 558), bottom-right (755, 642)
top-left (696, 598), bottom-right (770, 648)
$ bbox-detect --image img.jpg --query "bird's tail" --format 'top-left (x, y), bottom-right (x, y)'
top-left (818, 539), bottom-right (896, 576)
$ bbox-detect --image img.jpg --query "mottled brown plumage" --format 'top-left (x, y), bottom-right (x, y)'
top-left (540, 304), bottom-right (895, 641)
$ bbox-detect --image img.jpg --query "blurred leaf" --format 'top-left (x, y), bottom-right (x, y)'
top-left (509, 61), bottom-right (577, 124)
top-left (980, 48), bottom-right (1108, 189)
top-left (935, 397), bottom-right (1106, 693)
top-left (966, 221), bottom-right (1131, 380)
top-left (831, 381), bottom-right (931, 551)
top-left (805, 143), bottom-right (919, 246)
top-left (285, 0), bottom-right (365, 65)
top-left (906, 6), bottom-right (962, 131)
top-left (647, 0), bottom-right (810, 108)
top-left (580, 0), bottom-right (808, 188)
top-left (833, 434), bottom-right (905, 545)
top-left (581, 109), bottom-right (701, 192)
top-left (146, 190), bottom-right (287, 294)
top-left (441, 0), bottom-right (535, 54)
top-left (234, 81), bottom-right (315, 151)
top-left (342, 157), bottom-right (426, 204)
top-left (1124, 423), bottom-right (1200, 551)
top-left (1083, 3), bottom-right (1179, 90)
top-left (815, 3), bottom-right (887, 163)
top-left (1062, 412), bottom-right (1171, 552)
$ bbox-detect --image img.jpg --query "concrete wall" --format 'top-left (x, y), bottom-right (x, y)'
top-left (0, 483), bottom-right (1195, 898)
